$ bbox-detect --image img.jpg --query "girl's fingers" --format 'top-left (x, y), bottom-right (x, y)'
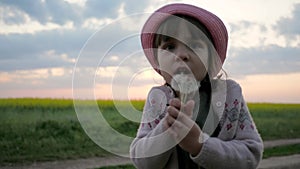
top-left (168, 127), bottom-right (178, 139)
top-left (166, 111), bottom-right (194, 132)
top-left (169, 119), bottom-right (190, 141)
top-left (165, 112), bottom-right (190, 132)
top-left (177, 112), bottom-right (194, 129)
top-left (167, 104), bottom-right (194, 128)
top-left (167, 105), bottom-right (179, 118)
top-left (166, 99), bottom-right (196, 133)
top-left (169, 98), bottom-right (181, 109)
top-left (165, 114), bottom-right (176, 127)
top-left (169, 99), bottom-right (195, 118)
top-left (182, 100), bottom-right (195, 117)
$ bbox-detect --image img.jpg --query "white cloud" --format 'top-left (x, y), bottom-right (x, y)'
top-left (0, 67), bottom-right (73, 90)
top-left (229, 22), bottom-right (287, 48)
top-left (0, 0), bottom-right (83, 25)
top-left (64, 0), bottom-right (87, 7)
top-left (43, 50), bottom-right (76, 65)
top-left (179, 0), bottom-right (299, 25)
top-left (225, 45), bottom-right (300, 77)
top-left (82, 17), bottom-right (114, 30)
top-left (50, 67), bottom-right (65, 76)
top-left (0, 6), bottom-right (75, 35)
top-left (96, 66), bottom-right (118, 78)
top-left (109, 55), bottom-right (119, 62)
top-left (0, 20), bottom-right (74, 35)
top-left (61, 53), bottom-right (76, 63)
top-left (0, 72), bottom-right (12, 83)
top-left (0, 68), bottom-right (48, 85)
top-left (274, 3), bottom-right (300, 39)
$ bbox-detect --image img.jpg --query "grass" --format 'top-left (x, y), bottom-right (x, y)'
top-left (263, 144), bottom-right (300, 159)
top-left (248, 103), bottom-right (300, 140)
top-left (0, 98), bottom-right (141, 164)
top-left (0, 98), bottom-right (299, 165)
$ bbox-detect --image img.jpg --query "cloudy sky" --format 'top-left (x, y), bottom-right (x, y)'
top-left (0, 0), bottom-right (300, 103)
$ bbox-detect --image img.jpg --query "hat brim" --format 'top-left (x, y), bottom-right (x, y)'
top-left (141, 3), bottom-right (228, 74)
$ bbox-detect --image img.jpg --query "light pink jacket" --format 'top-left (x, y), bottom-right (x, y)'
top-left (130, 79), bottom-right (263, 169)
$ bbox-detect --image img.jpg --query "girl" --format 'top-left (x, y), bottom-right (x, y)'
top-left (130, 3), bottom-right (263, 169)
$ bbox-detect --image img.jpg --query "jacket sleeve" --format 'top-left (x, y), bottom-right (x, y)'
top-left (191, 80), bottom-right (264, 169)
top-left (130, 87), bottom-right (176, 169)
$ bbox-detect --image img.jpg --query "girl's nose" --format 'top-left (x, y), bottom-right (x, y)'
top-left (175, 44), bottom-right (190, 62)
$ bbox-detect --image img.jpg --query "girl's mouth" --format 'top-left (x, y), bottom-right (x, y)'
top-left (174, 67), bottom-right (192, 75)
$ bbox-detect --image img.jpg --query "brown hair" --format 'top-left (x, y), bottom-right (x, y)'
top-left (153, 14), bottom-right (214, 50)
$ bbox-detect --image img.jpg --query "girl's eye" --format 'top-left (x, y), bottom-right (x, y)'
top-left (165, 44), bottom-right (175, 51)
top-left (189, 42), bottom-right (203, 49)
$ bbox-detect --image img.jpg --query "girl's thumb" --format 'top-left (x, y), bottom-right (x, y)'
top-left (184, 100), bottom-right (195, 117)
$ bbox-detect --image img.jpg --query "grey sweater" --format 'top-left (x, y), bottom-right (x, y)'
top-left (130, 79), bottom-right (263, 169)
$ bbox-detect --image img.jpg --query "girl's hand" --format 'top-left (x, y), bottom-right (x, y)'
top-left (164, 98), bottom-right (203, 156)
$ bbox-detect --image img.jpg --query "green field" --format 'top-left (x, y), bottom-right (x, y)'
top-left (0, 98), bottom-right (299, 165)
top-left (248, 103), bottom-right (300, 140)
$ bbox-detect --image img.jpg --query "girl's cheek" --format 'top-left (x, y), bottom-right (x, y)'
top-left (157, 59), bottom-right (173, 83)
top-left (194, 49), bottom-right (209, 68)
top-left (158, 55), bottom-right (175, 71)
top-left (194, 48), bottom-right (208, 57)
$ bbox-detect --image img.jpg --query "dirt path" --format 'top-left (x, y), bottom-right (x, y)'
top-left (1, 138), bottom-right (300, 169)
top-left (0, 156), bottom-right (131, 169)
top-left (258, 154), bottom-right (300, 169)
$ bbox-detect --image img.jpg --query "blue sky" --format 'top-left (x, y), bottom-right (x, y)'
top-left (0, 0), bottom-right (300, 102)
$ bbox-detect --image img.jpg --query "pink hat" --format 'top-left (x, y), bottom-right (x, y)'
top-left (141, 3), bottom-right (228, 73)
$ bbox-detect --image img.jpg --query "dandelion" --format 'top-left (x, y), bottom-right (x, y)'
top-left (171, 72), bottom-right (200, 103)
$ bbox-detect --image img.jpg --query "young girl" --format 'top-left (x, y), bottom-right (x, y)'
top-left (130, 3), bottom-right (263, 169)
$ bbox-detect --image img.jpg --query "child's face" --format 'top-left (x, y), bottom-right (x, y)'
top-left (157, 20), bottom-right (209, 84)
